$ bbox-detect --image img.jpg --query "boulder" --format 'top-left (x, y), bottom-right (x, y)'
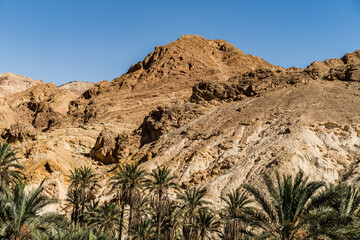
top-left (347, 65), bottom-right (360, 81)
top-left (1, 123), bottom-right (37, 143)
top-left (90, 129), bottom-right (139, 164)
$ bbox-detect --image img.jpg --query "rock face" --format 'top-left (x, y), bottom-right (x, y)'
top-left (90, 129), bottom-right (139, 165)
top-left (306, 50), bottom-right (360, 81)
top-left (2, 35), bottom-right (360, 210)
top-left (134, 79), bottom-right (360, 206)
top-left (139, 103), bottom-right (206, 145)
top-left (1, 123), bottom-right (36, 143)
top-left (0, 83), bottom-right (74, 131)
top-left (0, 72), bottom-right (43, 98)
top-left (60, 81), bottom-right (95, 96)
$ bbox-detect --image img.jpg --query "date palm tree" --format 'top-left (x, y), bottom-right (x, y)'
top-left (164, 200), bottom-right (183, 240)
top-left (36, 226), bottom-right (111, 240)
top-left (67, 166), bottom-right (99, 226)
top-left (65, 188), bottom-right (82, 226)
top-left (0, 180), bottom-right (60, 240)
top-left (244, 170), bottom-right (325, 240)
top-left (109, 163), bottom-right (146, 239)
top-left (0, 142), bottom-right (24, 192)
top-left (193, 208), bottom-right (221, 240)
top-left (68, 166), bottom-right (99, 195)
top-left (149, 197), bottom-right (182, 240)
top-left (84, 201), bottom-right (122, 237)
top-left (145, 165), bottom-right (178, 238)
top-left (128, 217), bottom-right (155, 240)
top-left (179, 186), bottom-right (209, 239)
top-left (220, 188), bottom-right (254, 240)
top-left (306, 184), bottom-right (360, 239)
top-left (132, 194), bottom-right (151, 224)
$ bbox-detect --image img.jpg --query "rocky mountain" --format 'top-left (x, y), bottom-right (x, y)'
top-left (0, 72), bottom-right (43, 98)
top-left (68, 35), bottom-right (276, 126)
top-left (87, 48), bottom-right (360, 206)
top-left (1, 35), bottom-right (360, 209)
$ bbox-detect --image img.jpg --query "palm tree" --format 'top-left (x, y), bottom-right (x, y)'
top-left (109, 163), bottom-right (146, 239)
top-left (193, 208), bottom-right (221, 240)
top-left (0, 142), bottom-right (24, 192)
top-left (67, 166), bottom-right (99, 226)
top-left (84, 201), bottom-right (122, 237)
top-left (306, 184), bottom-right (360, 239)
top-left (220, 188), bottom-right (254, 240)
top-left (128, 217), bottom-right (155, 240)
top-left (179, 186), bottom-right (209, 239)
top-left (0, 180), bottom-right (60, 240)
top-left (161, 200), bottom-right (182, 240)
top-left (149, 197), bottom-right (182, 240)
top-left (67, 166), bottom-right (99, 194)
top-left (35, 226), bottom-right (112, 240)
top-left (145, 165), bottom-right (178, 238)
top-left (324, 184), bottom-right (360, 220)
top-left (132, 194), bottom-right (151, 223)
top-left (244, 170), bottom-right (325, 240)
top-left (65, 188), bottom-right (82, 226)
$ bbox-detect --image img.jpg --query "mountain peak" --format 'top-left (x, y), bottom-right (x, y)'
top-left (112, 35), bottom-right (274, 91)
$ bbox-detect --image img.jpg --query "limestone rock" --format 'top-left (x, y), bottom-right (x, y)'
top-left (59, 81), bottom-right (95, 96)
top-left (190, 81), bottom-right (254, 102)
top-left (1, 123), bottom-right (37, 143)
top-left (4, 83), bottom-right (77, 130)
top-left (139, 103), bottom-right (205, 145)
top-left (347, 65), bottom-right (360, 81)
top-left (90, 129), bottom-right (139, 164)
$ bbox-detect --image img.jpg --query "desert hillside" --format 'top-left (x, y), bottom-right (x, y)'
top-left (68, 35), bottom-right (277, 126)
top-left (0, 72), bottom-right (43, 98)
top-left (1, 35), bottom-right (360, 212)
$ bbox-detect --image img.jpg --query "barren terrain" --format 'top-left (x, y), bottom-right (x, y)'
top-left (1, 35), bottom-right (360, 207)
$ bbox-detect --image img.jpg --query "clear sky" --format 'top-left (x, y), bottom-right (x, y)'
top-left (0, 0), bottom-right (359, 85)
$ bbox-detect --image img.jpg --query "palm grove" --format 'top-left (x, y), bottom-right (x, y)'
top-left (1, 141), bottom-right (360, 239)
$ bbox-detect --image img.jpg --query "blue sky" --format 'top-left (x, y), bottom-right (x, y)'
top-left (0, 0), bottom-right (359, 85)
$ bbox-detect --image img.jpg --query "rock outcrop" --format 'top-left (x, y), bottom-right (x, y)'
top-left (112, 35), bottom-right (274, 91)
top-left (139, 103), bottom-right (205, 145)
top-left (90, 129), bottom-right (139, 165)
top-left (60, 81), bottom-right (95, 96)
top-left (306, 50), bottom-right (360, 81)
top-left (1, 123), bottom-right (36, 143)
top-left (3, 83), bottom-right (77, 131)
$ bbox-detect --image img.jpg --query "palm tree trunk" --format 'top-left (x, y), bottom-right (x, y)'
top-left (73, 203), bottom-right (79, 226)
top-left (157, 190), bottom-right (163, 238)
top-left (129, 204), bottom-right (133, 230)
top-left (119, 203), bottom-right (125, 240)
top-left (189, 215), bottom-right (194, 239)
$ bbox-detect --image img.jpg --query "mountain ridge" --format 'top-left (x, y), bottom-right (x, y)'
top-left (0, 35), bottom-right (359, 212)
